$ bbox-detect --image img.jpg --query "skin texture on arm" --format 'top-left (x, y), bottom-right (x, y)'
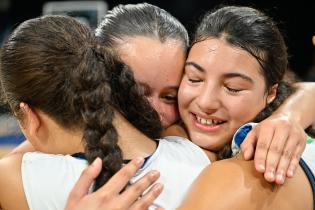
top-left (278, 82), bottom-right (315, 127)
top-left (177, 155), bottom-right (313, 210)
top-left (0, 154), bottom-right (29, 210)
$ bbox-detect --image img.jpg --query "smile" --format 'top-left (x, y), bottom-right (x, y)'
top-left (196, 115), bottom-right (225, 126)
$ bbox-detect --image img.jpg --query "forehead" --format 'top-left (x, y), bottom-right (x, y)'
top-left (117, 36), bottom-right (186, 91)
top-left (187, 38), bottom-right (264, 81)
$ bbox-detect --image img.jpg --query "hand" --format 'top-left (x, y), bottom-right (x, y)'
top-left (65, 157), bottom-right (164, 210)
top-left (241, 114), bottom-right (306, 184)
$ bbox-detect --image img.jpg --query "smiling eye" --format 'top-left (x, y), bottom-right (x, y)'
top-left (226, 86), bottom-right (242, 93)
top-left (188, 78), bottom-right (202, 83)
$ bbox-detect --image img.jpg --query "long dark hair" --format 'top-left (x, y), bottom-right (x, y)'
top-left (0, 15), bottom-right (162, 190)
top-left (193, 6), bottom-right (296, 159)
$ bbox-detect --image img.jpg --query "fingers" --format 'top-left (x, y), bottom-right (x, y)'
top-left (121, 170), bottom-right (161, 204)
top-left (129, 183), bottom-right (164, 210)
top-left (241, 129), bottom-right (257, 160)
top-left (99, 157), bottom-right (145, 195)
top-left (253, 125), bottom-right (275, 173)
top-left (263, 127), bottom-right (289, 183)
top-left (286, 143), bottom-right (305, 178)
top-left (68, 157), bottom-right (103, 202)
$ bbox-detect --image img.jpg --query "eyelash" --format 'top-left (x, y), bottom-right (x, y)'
top-left (188, 78), bottom-right (202, 83)
top-left (226, 86), bottom-right (242, 93)
top-left (162, 95), bottom-right (177, 103)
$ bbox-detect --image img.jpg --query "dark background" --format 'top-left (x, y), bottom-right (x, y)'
top-left (1, 0), bottom-right (314, 80)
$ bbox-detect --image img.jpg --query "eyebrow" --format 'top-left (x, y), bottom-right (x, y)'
top-left (185, 62), bottom-right (205, 72)
top-left (186, 62), bottom-right (253, 83)
top-left (223, 72), bottom-right (254, 83)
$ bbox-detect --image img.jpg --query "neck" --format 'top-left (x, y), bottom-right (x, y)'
top-left (35, 112), bottom-right (84, 155)
top-left (35, 111), bottom-right (157, 158)
top-left (113, 112), bottom-right (157, 160)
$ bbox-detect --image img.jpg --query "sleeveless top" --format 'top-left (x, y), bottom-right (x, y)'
top-left (21, 136), bottom-right (210, 210)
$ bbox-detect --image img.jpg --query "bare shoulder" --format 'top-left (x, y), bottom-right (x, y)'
top-left (178, 156), bottom-right (312, 210)
top-left (0, 154), bottom-right (29, 210)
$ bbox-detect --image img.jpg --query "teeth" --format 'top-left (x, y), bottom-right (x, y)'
top-left (196, 116), bottom-right (222, 125)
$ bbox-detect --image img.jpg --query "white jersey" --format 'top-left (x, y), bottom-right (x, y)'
top-left (21, 136), bottom-right (210, 210)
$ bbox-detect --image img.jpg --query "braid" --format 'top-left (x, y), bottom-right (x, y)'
top-left (70, 43), bottom-right (124, 191)
top-left (71, 42), bottom-right (162, 190)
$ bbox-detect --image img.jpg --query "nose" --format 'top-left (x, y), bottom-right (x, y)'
top-left (196, 84), bottom-right (221, 114)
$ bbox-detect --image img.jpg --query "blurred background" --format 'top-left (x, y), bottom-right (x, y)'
top-left (0, 0), bottom-right (314, 156)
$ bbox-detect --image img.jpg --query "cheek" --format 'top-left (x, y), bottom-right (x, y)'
top-left (161, 105), bottom-right (179, 127)
top-left (150, 98), bottom-right (179, 127)
top-left (225, 94), bottom-right (266, 124)
top-left (178, 83), bottom-right (196, 111)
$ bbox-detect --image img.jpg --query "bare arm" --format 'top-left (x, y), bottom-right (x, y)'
top-left (177, 156), bottom-right (312, 210)
top-left (275, 82), bottom-right (315, 127)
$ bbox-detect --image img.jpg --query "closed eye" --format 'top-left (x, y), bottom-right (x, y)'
top-left (225, 86), bottom-right (242, 93)
top-left (188, 78), bottom-right (202, 83)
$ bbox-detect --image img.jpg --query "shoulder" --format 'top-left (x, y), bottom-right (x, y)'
top-left (0, 153), bottom-right (24, 187)
top-left (22, 152), bottom-right (87, 179)
top-left (179, 156), bottom-right (313, 210)
top-left (0, 154), bottom-right (29, 210)
top-left (178, 157), bottom-right (274, 210)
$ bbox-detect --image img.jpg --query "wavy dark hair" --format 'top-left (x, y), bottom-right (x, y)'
top-left (192, 6), bottom-right (296, 159)
top-left (0, 15), bottom-right (162, 190)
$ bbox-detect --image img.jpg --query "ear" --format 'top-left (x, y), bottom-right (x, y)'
top-left (266, 84), bottom-right (278, 104)
top-left (19, 102), bottom-right (41, 138)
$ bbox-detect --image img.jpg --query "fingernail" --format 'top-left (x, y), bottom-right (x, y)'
top-left (258, 164), bottom-right (265, 172)
top-left (92, 157), bottom-right (101, 167)
top-left (266, 171), bottom-right (275, 181)
top-left (149, 170), bottom-right (160, 178)
top-left (153, 183), bottom-right (163, 192)
top-left (287, 169), bottom-right (294, 177)
top-left (134, 157), bottom-right (144, 166)
top-left (243, 150), bottom-right (248, 158)
top-left (276, 173), bottom-right (285, 184)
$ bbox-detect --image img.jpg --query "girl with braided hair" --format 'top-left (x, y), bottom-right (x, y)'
top-left (0, 15), bottom-right (209, 210)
